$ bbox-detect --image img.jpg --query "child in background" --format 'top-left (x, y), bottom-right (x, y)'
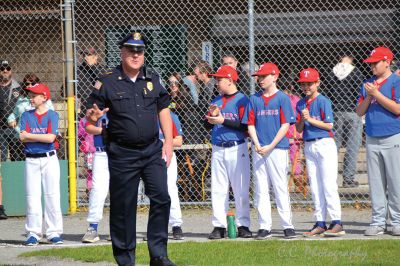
top-left (78, 117), bottom-right (95, 193)
top-left (283, 80), bottom-right (305, 193)
top-left (82, 114), bottom-right (110, 243)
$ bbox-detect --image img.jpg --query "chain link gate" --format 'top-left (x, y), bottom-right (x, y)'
top-left (1, 1), bottom-right (399, 212)
top-left (0, 1), bottom-right (67, 162)
top-left (73, 0), bottom-right (399, 210)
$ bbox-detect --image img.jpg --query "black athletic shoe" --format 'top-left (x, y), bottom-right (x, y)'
top-left (342, 180), bottom-right (359, 188)
top-left (172, 226), bottom-right (184, 240)
top-left (237, 226), bottom-right (253, 238)
top-left (255, 229), bottom-right (272, 240)
top-left (208, 227), bottom-right (226, 239)
top-left (283, 228), bottom-right (297, 239)
top-left (0, 205), bottom-right (7, 220)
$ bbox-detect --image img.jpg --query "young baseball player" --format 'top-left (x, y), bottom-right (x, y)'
top-left (19, 83), bottom-right (63, 246)
top-left (242, 62), bottom-right (296, 239)
top-left (142, 107), bottom-right (185, 242)
top-left (82, 113), bottom-right (110, 243)
top-left (295, 68), bottom-right (344, 237)
top-left (356, 47), bottom-right (400, 236)
top-left (161, 109), bottom-right (184, 240)
top-left (205, 65), bottom-right (252, 239)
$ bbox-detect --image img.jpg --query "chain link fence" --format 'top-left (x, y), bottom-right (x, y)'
top-left (0, 1), bottom-right (67, 164)
top-left (1, 0), bottom-right (399, 211)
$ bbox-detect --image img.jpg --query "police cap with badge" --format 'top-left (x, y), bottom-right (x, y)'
top-left (118, 32), bottom-right (147, 52)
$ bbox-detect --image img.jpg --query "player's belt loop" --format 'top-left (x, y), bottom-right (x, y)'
top-left (96, 147), bottom-right (106, 152)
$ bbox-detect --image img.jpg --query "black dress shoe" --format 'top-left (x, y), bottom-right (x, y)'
top-left (208, 227), bottom-right (226, 239)
top-left (237, 226), bottom-right (252, 238)
top-left (150, 256), bottom-right (176, 266)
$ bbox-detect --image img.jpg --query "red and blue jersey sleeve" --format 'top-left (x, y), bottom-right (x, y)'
top-left (321, 98), bottom-right (334, 123)
top-left (357, 83), bottom-right (367, 105)
top-left (20, 111), bottom-right (29, 132)
top-left (48, 110), bottom-right (59, 135)
top-left (171, 112), bottom-right (183, 137)
top-left (242, 97), bottom-right (256, 126)
top-left (238, 96), bottom-right (249, 121)
top-left (280, 94), bottom-right (296, 125)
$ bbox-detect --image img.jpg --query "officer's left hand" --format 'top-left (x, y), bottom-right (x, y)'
top-left (206, 112), bottom-right (224, 125)
top-left (162, 141), bottom-right (173, 167)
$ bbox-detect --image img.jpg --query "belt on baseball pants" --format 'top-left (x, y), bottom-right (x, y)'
top-left (96, 147), bottom-right (106, 152)
top-left (26, 150), bottom-right (56, 158)
top-left (214, 139), bottom-right (246, 148)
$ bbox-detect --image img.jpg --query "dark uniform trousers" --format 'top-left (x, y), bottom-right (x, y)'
top-left (107, 139), bottom-right (171, 265)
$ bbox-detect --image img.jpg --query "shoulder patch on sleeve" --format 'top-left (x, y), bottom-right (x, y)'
top-left (94, 80), bottom-right (103, 90)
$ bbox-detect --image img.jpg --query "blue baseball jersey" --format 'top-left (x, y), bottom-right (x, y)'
top-left (358, 73), bottom-right (400, 137)
top-left (242, 90), bottom-right (295, 149)
top-left (296, 94), bottom-right (334, 141)
top-left (20, 109), bottom-right (59, 154)
top-left (93, 114), bottom-right (108, 148)
top-left (159, 112), bottom-right (183, 140)
top-left (210, 92), bottom-right (249, 145)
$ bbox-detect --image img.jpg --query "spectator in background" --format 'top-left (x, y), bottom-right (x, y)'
top-left (241, 61), bottom-right (259, 95)
top-left (221, 54), bottom-right (249, 95)
top-left (8, 74), bottom-right (54, 162)
top-left (77, 47), bottom-right (101, 116)
top-left (194, 61), bottom-right (218, 118)
top-left (326, 55), bottom-right (364, 188)
top-left (167, 73), bottom-right (196, 136)
top-left (0, 163), bottom-right (7, 219)
top-left (282, 78), bottom-right (305, 193)
top-left (0, 60), bottom-right (22, 162)
top-left (182, 67), bottom-right (199, 106)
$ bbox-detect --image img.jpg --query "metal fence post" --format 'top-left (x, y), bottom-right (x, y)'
top-left (248, 0), bottom-right (256, 94)
top-left (62, 0), bottom-right (77, 214)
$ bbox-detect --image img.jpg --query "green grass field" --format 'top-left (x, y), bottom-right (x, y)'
top-left (21, 239), bottom-right (400, 266)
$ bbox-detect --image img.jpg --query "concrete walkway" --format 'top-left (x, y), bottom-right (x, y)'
top-left (0, 208), bottom-right (397, 265)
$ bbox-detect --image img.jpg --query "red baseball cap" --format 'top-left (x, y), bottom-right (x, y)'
top-left (297, 68), bottom-right (320, 83)
top-left (252, 62), bottom-right (280, 77)
top-left (25, 83), bottom-right (51, 99)
top-left (364, 46), bottom-right (394, 63)
top-left (209, 65), bottom-right (238, 81)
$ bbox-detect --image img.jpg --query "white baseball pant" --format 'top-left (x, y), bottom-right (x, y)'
top-left (211, 142), bottom-right (251, 228)
top-left (167, 152), bottom-right (182, 227)
top-left (87, 151), bottom-right (110, 223)
top-left (24, 152), bottom-right (63, 240)
top-left (253, 148), bottom-right (294, 230)
top-left (304, 138), bottom-right (341, 222)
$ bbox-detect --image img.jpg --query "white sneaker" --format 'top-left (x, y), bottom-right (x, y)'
top-left (364, 226), bottom-right (385, 236)
top-left (82, 227), bottom-right (100, 243)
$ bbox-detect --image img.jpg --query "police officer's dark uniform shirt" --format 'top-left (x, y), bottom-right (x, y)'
top-left (89, 65), bottom-right (170, 146)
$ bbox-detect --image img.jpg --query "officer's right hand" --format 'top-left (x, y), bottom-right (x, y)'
top-left (86, 104), bottom-right (109, 124)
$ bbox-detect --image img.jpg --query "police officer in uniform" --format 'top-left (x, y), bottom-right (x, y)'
top-left (86, 32), bottom-right (176, 266)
